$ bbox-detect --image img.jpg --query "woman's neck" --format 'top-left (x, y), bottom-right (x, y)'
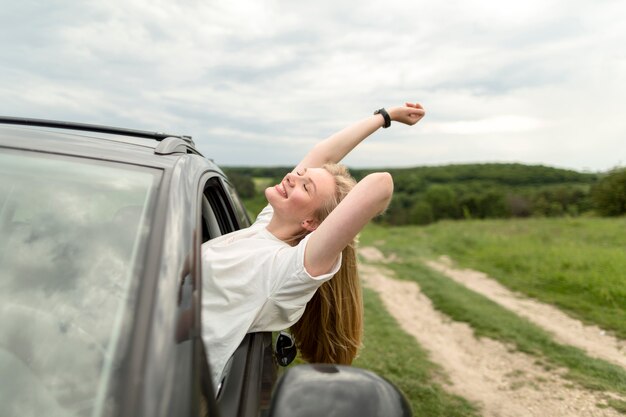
top-left (266, 216), bottom-right (303, 246)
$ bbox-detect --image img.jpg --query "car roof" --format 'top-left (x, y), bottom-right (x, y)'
top-left (0, 117), bottom-right (206, 169)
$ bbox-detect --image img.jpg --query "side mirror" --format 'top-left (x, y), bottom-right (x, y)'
top-left (268, 364), bottom-right (412, 417)
top-left (274, 331), bottom-right (297, 367)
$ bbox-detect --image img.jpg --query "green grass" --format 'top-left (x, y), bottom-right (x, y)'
top-left (607, 399), bottom-right (626, 414)
top-left (395, 260), bottom-right (626, 395)
top-left (353, 287), bottom-right (480, 417)
top-left (245, 201), bottom-right (626, 411)
top-left (243, 194), bottom-right (268, 221)
top-left (362, 217), bottom-right (626, 339)
top-left (360, 218), bottom-right (626, 401)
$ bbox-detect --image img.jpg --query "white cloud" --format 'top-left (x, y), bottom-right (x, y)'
top-left (1, 0), bottom-right (624, 171)
top-left (423, 115), bottom-right (547, 135)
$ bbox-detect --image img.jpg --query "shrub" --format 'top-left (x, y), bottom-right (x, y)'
top-left (410, 201), bottom-right (434, 225)
top-left (591, 168), bottom-right (626, 216)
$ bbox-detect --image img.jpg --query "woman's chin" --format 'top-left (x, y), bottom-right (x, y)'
top-left (265, 188), bottom-right (280, 207)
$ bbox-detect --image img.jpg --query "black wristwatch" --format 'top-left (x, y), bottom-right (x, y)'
top-left (374, 108), bottom-right (391, 128)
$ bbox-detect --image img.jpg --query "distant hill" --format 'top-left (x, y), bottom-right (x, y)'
top-left (351, 163), bottom-right (597, 186)
top-left (223, 163), bottom-right (600, 225)
top-left (224, 163), bottom-right (597, 186)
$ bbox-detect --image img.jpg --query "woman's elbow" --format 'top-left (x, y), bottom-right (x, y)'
top-left (366, 172), bottom-right (394, 208)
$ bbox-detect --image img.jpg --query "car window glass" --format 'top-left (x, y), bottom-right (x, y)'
top-left (201, 195), bottom-right (222, 242)
top-left (201, 177), bottom-right (237, 243)
top-left (0, 150), bottom-right (161, 417)
top-left (223, 180), bottom-right (250, 227)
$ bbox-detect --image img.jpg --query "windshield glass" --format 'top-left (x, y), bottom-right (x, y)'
top-left (0, 150), bottom-right (161, 417)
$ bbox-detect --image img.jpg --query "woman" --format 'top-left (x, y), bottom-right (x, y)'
top-left (201, 102), bottom-right (425, 389)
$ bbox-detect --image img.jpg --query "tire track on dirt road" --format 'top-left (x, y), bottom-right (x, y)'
top-left (424, 255), bottom-right (626, 370)
top-left (359, 247), bottom-right (623, 417)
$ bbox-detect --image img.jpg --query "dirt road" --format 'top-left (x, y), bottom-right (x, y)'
top-left (359, 247), bottom-right (624, 417)
top-left (425, 255), bottom-right (626, 369)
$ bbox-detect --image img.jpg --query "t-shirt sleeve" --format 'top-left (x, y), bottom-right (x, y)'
top-left (249, 233), bottom-right (343, 331)
top-left (296, 233), bottom-right (342, 281)
top-left (269, 232), bottom-right (342, 305)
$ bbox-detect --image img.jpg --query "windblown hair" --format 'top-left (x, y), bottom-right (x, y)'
top-left (290, 163), bottom-right (363, 365)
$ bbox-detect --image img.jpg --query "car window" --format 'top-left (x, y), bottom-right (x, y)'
top-left (0, 149), bottom-right (161, 417)
top-left (201, 177), bottom-right (238, 243)
top-left (197, 175), bottom-right (241, 397)
top-left (223, 180), bottom-right (250, 228)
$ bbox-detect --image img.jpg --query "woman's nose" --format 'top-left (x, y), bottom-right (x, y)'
top-left (285, 173), bottom-right (297, 186)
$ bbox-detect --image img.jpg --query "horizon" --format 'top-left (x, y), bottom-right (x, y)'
top-left (221, 160), bottom-right (611, 174)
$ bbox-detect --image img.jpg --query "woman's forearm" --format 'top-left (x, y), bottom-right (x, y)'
top-left (294, 103), bottom-right (425, 171)
top-left (296, 114), bottom-right (384, 170)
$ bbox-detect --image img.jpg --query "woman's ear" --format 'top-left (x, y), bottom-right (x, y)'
top-left (301, 218), bottom-right (319, 232)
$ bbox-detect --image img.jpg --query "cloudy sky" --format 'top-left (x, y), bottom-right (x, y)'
top-left (1, 0), bottom-right (624, 172)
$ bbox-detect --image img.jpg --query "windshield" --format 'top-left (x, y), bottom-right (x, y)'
top-left (0, 150), bottom-right (161, 417)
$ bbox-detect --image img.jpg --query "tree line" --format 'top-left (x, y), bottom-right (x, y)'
top-left (223, 163), bottom-right (626, 225)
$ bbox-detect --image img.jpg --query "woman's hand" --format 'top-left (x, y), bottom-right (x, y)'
top-left (389, 102), bottom-right (425, 126)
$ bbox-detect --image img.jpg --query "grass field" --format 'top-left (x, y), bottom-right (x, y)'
top-left (361, 217), bottom-right (626, 340)
top-left (243, 198), bottom-right (626, 413)
top-left (359, 217), bottom-right (626, 410)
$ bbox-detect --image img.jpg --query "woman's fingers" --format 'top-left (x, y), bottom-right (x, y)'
top-left (408, 108), bottom-right (425, 118)
top-left (390, 103), bottom-right (425, 125)
top-left (405, 102), bottom-right (424, 110)
top-left (406, 106), bottom-right (425, 125)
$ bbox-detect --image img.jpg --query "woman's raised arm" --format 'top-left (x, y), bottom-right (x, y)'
top-left (299, 102), bottom-right (425, 276)
top-left (293, 103), bottom-right (425, 174)
top-left (303, 171), bottom-right (394, 276)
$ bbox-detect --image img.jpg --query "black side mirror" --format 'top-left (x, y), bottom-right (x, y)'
top-left (268, 364), bottom-right (412, 417)
top-left (274, 331), bottom-right (297, 367)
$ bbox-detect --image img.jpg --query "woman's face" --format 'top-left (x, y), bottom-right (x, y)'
top-left (265, 168), bottom-right (336, 226)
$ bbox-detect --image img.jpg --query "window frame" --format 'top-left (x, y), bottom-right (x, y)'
top-left (194, 172), bottom-right (276, 417)
top-left (193, 171), bottom-right (244, 410)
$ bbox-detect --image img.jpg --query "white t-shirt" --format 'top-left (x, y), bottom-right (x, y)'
top-left (200, 205), bottom-right (342, 389)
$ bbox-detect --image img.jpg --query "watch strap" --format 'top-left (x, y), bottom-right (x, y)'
top-left (374, 108), bottom-right (391, 128)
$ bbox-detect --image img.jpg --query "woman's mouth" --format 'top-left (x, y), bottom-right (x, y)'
top-left (275, 182), bottom-right (287, 198)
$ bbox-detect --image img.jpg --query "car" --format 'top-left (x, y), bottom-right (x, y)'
top-left (0, 116), bottom-right (411, 417)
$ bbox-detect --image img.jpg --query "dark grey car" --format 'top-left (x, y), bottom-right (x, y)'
top-left (0, 117), bottom-right (411, 417)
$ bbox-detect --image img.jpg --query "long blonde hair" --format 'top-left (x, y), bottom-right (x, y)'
top-left (290, 163), bottom-right (363, 365)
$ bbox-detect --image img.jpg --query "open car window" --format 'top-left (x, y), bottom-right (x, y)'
top-left (196, 175), bottom-right (241, 403)
top-left (201, 177), bottom-right (238, 243)
top-left (197, 174), bottom-right (276, 413)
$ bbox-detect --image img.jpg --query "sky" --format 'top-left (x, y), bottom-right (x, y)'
top-left (1, 0), bottom-right (624, 172)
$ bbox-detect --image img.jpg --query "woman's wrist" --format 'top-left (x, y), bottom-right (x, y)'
top-left (373, 113), bottom-right (386, 128)
top-left (387, 106), bottom-right (399, 122)
top-left (373, 108), bottom-right (391, 128)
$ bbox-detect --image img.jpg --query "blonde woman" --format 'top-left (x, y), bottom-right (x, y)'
top-left (201, 102), bottom-right (426, 389)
